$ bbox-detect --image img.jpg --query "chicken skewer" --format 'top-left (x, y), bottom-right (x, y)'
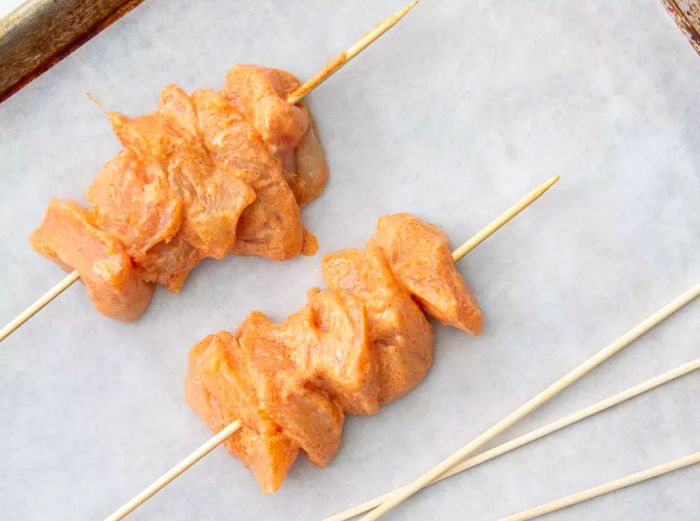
top-left (103, 176), bottom-right (559, 521)
top-left (0, 0), bottom-right (419, 343)
top-left (360, 282), bottom-right (700, 520)
top-left (498, 451), bottom-right (700, 521)
top-left (325, 357), bottom-right (700, 520)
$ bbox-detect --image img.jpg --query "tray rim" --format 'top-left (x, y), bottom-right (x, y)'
top-left (0, 0), bottom-right (143, 103)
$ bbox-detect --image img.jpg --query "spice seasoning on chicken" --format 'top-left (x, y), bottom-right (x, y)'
top-left (29, 65), bottom-right (329, 321)
top-left (185, 213), bottom-right (483, 492)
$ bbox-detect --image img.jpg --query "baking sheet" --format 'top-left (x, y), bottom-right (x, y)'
top-left (0, 0), bottom-right (144, 101)
top-left (1, 1), bottom-right (699, 520)
top-left (662, 0), bottom-right (700, 54)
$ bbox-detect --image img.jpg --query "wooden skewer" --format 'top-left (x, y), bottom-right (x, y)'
top-left (103, 420), bottom-right (242, 521)
top-left (359, 283), bottom-right (700, 520)
top-left (286, 0), bottom-right (419, 105)
top-left (452, 175), bottom-right (559, 262)
top-left (104, 176), bottom-right (560, 521)
top-left (0, 2), bottom-right (420, 344)
top-left (497, 451), bottom-right (700, 521)
top-left (0, 271), bottom-right (79, 342)
top-left (323, 357), bottom-right (700, 521)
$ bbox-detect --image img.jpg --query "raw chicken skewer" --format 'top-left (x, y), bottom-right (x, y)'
top-left (103, 176), bottom-right (559, 521)
top-left (0, 0), bottom-right (419, 343)
top-left (360, 282), bottom-right (700, 520)
top-left (325, 359), bottom-right (700, 520)
top-left (497, 451), bottom-right (700, 521)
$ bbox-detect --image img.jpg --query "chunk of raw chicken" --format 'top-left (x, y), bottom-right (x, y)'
top-left (322, 245), bottom-right (435, 404)
top-left (85, 148), bottom-right (200, 292)
top-left (29, 199), bottom-right (154, 321)
top-left (192, 88), bottom-right (308, 260)
top-left (288, 110), bottom-right (329, 207)
top-left (223, 65), bottom-right (308, 155)
top-left (185, 332), bottom-right (299, 493)
top-left (108, 101), bottom-right (255, 260)
top-left (223, 65), bottom-right (329, 207)
top-left (136, 235), bottom-right (203, 293)
top-left (86, 149), bottom-right (183, 259)
top-left (237, 312), bottom-right (344, 467)
top-left (282, 288), bottom-right (379, 415)
top-left (372, 213), bottom-right (483, 335)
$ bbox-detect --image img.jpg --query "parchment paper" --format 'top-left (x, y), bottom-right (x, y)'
top-left (0, 1), bottom-right (698, 519)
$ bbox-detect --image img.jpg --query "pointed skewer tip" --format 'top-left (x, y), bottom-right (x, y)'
top-left (286, 0), bottom-right (419, 105)
top-left (545, 174), bottom-right (560, 187)
top-left (535, 175), bottom-right (560, 196)
top-left (394, 0), bottom-right (420, 22)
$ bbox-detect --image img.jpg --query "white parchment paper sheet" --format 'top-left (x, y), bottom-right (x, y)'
top-left (0, 1), bottom-right (698, 519)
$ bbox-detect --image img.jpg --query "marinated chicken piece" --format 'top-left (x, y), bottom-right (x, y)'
top-left (186, 213), bottom-right (486, 492)
top-left (109, 106), bottom-right (255, 260)
top-left (373, 213), bottom-right (483, 335)
top-left (32, 65), bottom-right (330, 320)
top-left (192, 89), bottom-right (306, 260)
top-left (85, 138), bottom-right (210, 293)
top-left (29, 199), bottom-right (154, 321)
top-left (237, 312), bottom-right (344, 467)
top-left (86, 150), bottom-right (183, 259)
top-left (223, 65), bottom-right (308, 156)
top-left (287, 111), bottom-right (329, 207)
top-left (224, 66), bottom-right (328, 207)
top-left (158, 84), bottom-right (201, 138)
top-left (322, 245), bottom-right (434, 404)
top-left (137, 235), bottom-right (203, 293)
top-left (185, 332), bottom-right (299, 493)
top-left (282, 288), bottom-right (379, 415)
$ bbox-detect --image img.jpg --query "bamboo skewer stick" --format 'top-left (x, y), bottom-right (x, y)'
top-left (286, 0), bottom-right (419, 105)
top-left (323, 357), bottom-right (700, 521)
top-left (452, 175), bottom-right (559, 262)
top-left (0, 270), bottom-right (79, 342)
top-left (0, 1), bottom-right (420, 344)
top-left (103, 420), bottom-right (242, 521)
top-left (104, 176), bottom-right (559, 521)
top-left (497, 451), bottom-right (700, 521)
top-left (359, 283), bottom-right (700, 520)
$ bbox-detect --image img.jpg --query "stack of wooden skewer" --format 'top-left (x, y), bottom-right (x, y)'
top-left (1, 2), bottom-right (697, 521)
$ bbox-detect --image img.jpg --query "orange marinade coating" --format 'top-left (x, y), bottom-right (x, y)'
top-left (185, 332), bottom-right (299, 493)
top-left (292, 108), bottom-right (329, 207)
top-left (282, 288), bottom-right (378, 415)
top-left (224, 65), bottom-right (329, 208)
top-left (191, 88), bottom-right (305, 260)
top-left (30, 65), bottom-right (328, 319)
top-left (108, 100), bottom-right (255, 260)
top-left (185, 213), bottom-right (484, 492)
top-left (237, 312), bottom-right (344, 467)
top-left (29, 199), bottom-right (154, 321)
top-left (85, 146), bottom-right (204, 293)
top-left (372, 213), bottom-right (484, 335)
top-left (86, 149), bottom-right (183, 259)
top-left (136, 236), bottom-right (204, 293)
top-left (322, 245), bottom-right (435, 404)
top-left (224, 65), bottom-right (308, 156)
top-left (186, 308), bottom-right (349, 492)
